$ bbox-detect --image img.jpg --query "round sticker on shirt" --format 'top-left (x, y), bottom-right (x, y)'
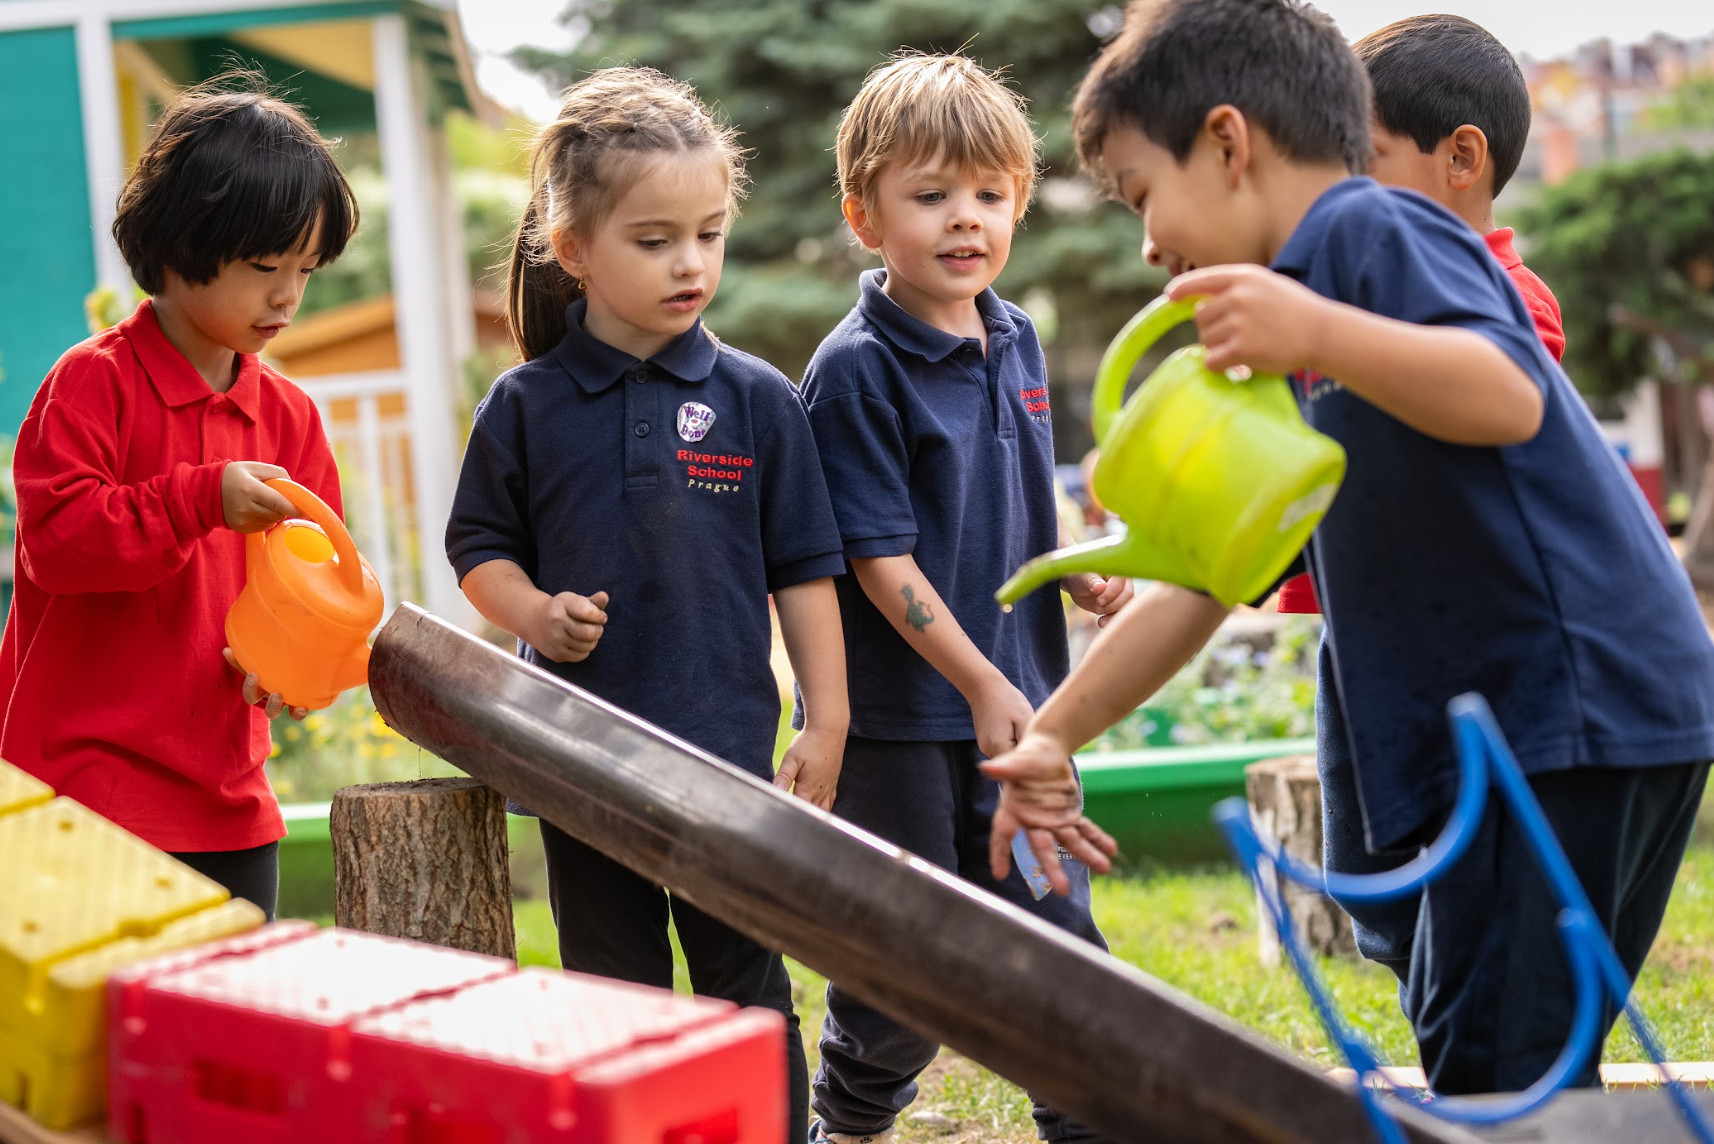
top-left (677, 401), bottom-right (716, 442)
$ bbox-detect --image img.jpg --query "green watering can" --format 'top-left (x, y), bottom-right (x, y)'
top-left (996, 296), bottom-right (1346, 609)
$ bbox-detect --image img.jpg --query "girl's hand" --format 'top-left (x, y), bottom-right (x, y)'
top-left (982, 729), bottom-right (1118, 894)
top-left (222, 647), bottom-right (308, 721)
top-left (222, 461), bottom-right (297, 532)
top-left (526, 590), bottom-right (609, 663)
top-left (1062, 573), bottom-right (1133, 628)
top-left (969, 673), bottom-right (1035, 762)
top-left (1166, 265), bottom-right (1333, 376)
top-left (774, 724), bottom-right (846, 811)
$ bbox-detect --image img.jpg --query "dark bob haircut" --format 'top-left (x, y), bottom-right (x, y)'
top-left (113, 71), bottom-right (358, 295)
top-left (1354, 15), bottom-right (1532, 197)
top-left (1073, 0), bottom-right (1372, 185)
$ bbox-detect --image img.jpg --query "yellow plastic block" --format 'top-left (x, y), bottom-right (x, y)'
top-left (0, 1021), bottom-right (104, 1131)
top-left (0, 798), bottom-right (230, 1054)
top-left (0, 761), bottom-right (51, 818)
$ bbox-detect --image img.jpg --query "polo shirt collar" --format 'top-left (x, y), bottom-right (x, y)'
top-left (553, 298), bottom-right (720, 393)
top-left (125, 300), bottom-right (261, 420)
top-left (1484, 227), bottom-right (1522, 271)
top-left (1271, 176), bottom-right (1374, 277)
top-left (856, 269), bottom-right (1016, 363)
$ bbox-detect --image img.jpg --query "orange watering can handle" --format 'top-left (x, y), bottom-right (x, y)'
top-left (265, 478), bottom-right (365, 595)
top-left (1091, 295), bottom-right (1202, 443)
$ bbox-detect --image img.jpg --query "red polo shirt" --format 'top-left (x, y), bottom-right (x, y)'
top-left (1275, 228), bottom-right (1566, 615)
top-left (0, 301), bottom-right (342, 851)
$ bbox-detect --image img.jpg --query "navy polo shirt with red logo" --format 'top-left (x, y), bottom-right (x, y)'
top-left (800, 270), bottom-right (1067, 740)
top-left (446, 300), bottom-right (845, 778)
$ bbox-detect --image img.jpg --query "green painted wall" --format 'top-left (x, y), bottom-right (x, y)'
top-left (0, 27), bottom-right (94, 437)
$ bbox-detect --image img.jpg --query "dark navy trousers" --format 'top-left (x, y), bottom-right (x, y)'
top-left (540, 821), bottom-right (808, 1141)
top-left (811, 737), bottom-right (1108, 1141)
top-left (170, 840), bottom-right (280, 921)
top-left (1316, 640), bottom-right (1709, 1094)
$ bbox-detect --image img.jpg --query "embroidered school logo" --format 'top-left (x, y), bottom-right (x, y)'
top-left (1019, 385), bottom-right (1052, 424)
top-left (1293, 369), bottom-right (1342, 403)
top-left (677, 401), bottom-right (717, 442)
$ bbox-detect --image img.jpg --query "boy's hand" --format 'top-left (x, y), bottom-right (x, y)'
top-left (222, 462), bottom-right (297, 532)
top-left (774, 724), bottom-right (845, 811)
top-left (526, 590), bottom-right (609, 663)
top-left (1167, 265), bottom-right (1334, 376)
top-left (970, 673), bottom-right (1035, 761)
top-left (982, 730), bottom-right (1118, 895)
top-left (222, 647), bottom-right (309, 721)
top-left (1063, 573), bottom-right (1133, 628)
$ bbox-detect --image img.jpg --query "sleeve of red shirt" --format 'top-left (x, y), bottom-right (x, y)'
top-left (15, 358), bottom-right (229, 596)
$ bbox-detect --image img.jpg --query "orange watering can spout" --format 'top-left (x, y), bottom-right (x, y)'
top-left (224, 479), bottom-right (383, 711)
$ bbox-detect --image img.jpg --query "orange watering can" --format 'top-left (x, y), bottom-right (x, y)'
top-left (224, 479), bottom-right (383, 711)
top-left (997, 296), bottom-right (1346, 608)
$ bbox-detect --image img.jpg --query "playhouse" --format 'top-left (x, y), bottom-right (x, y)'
top-left (0, 0), bottom-right (490, 623)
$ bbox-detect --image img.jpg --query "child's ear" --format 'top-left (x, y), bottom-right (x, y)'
top-left (1204, 104), bottom-right (1251, 188)
top-left (842, 194), bottom-right (883, 251)
top-left (1447, 124), bottom-right (1490, 194)
top-left (550, 228), bottom-right (586, 281)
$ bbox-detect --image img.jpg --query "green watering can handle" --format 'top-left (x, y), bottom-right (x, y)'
top-left (1091, 295), bottom-right (1202, 442)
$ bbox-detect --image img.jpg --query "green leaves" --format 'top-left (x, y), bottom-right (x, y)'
top-left (1517, 149), bottom-right (1714, 396)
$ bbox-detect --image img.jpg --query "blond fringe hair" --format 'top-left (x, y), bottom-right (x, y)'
top-left (835, 54), bottom-right (1040, 224)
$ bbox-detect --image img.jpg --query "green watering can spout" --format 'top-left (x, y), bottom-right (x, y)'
top-left (995, 532), bottom-right (1196, 608)
top-left (997, 293), bottom-right (1347, 610)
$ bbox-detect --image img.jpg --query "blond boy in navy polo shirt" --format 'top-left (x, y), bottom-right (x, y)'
top-left (799, 55), bottom-right (1130, 1144)
top-left (986, 0), bottom-right (1714, 1100)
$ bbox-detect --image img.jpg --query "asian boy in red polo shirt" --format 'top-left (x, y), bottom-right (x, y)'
top-left (0, 76), bottom-right (356, 918)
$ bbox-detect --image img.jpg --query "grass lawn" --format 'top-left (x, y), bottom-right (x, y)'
top-left (513, 816), bottom-right (1714, 1144)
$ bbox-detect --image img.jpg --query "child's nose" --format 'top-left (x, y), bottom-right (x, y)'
top-left (1141, 235), bottom-right (1164, 266)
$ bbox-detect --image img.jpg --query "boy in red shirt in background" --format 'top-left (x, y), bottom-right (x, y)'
top-left (1278, 15), bottom-right (1567, 974)
top-left (0, 77), bottom-right (356, 919)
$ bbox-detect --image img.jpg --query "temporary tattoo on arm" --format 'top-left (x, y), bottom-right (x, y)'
top-left (901, 583), bottom-right (936, 633)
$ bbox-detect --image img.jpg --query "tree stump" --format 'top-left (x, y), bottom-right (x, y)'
top-left (331, 777), bottom-right (515, 959)
top-left (1244, 754), bottom-right (1356, 966)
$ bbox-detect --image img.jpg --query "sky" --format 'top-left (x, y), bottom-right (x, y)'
top-left (453, 0), bottom-right (1714, 122)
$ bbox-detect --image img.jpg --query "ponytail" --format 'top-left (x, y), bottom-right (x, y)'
top-left (506, 194), bottom-right (583, 361)
top-left (506, 68), bottom-right (748, 361)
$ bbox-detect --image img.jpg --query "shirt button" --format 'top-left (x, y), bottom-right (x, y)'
top-left (630, 370), bottom-right (647, 384)
top-left (634, 422), bottom-right (651, 437)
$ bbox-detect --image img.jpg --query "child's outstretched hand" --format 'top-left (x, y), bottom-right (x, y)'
top-left (982, 729), bottom-right (1118, 895)
top-left (222, 647), bottom-right (309, 721)
top-left (1063, 572), bottom-right (1133, 628)
top-left (526, 590), bottom-right (609, 663)
top-left (774, 724), bottom-right (845, 811)
top-left (222, 461), bottom-right (298, 532)
top-left (1167, 265), bottom-right (1334, 376)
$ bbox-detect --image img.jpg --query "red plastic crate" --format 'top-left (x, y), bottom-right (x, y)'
top-left (346, 968), bottom-right (786, 1144)
top-left (107, 926), bottom-right (513, 1144)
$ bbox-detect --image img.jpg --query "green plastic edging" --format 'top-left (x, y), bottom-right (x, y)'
top-left (1074, 738), bottom-right (1317, 865)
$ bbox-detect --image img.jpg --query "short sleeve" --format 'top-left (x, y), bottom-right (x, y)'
top-left (1350, 210), bottom-right (1556, 394)
top-left (804, 386), bottom-right (916, 559)
top-left (756, 388), bottom-right (846, 592)
top-left (445, 393), bottom-right (537, 583)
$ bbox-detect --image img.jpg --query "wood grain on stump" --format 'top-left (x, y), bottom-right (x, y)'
top-left (1244, 754), bottom-right (1357, 966)
top-left (331, 778), bottom-right (515, 959)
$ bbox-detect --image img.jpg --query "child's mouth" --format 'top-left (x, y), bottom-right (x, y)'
top-left (664, 290), bottom-right (703, 310)
top-left (939, 249), bottom-right (984, 266)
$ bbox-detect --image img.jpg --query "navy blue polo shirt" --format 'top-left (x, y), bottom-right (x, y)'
top-left (1276, 177), bottom-right (1714, 849)
top-left (446, 300), bottom-right (845, 779)
top-left (800, 270), bottom-right (1067, 740)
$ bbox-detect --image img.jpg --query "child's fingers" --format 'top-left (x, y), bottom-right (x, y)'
top-left (772, 754), bottom-right (800, 790)
top-left (989, 810), bottom-right (1018, 881)
top-left (240, 671), bottom-right (263, 706)
top-left (1166, 265), bottom-right (1243, 301)
top-left (263, 692), bottom-right (284, 719)
top-left (1025, 827), bottom-right (1072, 896)
top-left (256, 485), bottom-right (298, 521)
top-left (559, 593), bottom-right (609, 624)
top-left (288, 705), bottom-right (309, 721)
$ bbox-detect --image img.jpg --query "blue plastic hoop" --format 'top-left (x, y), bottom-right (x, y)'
top-left (1215, 692), bottom-right (1713, 1144)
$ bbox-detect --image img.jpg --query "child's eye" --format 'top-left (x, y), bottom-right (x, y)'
top-left (699, 230), bottom-right (724, 243)
top-left (915, 191), bottom-right (944, 205)
top-left (638, 238), bottom-right (668, 250)
top-left (250, 262), bottom-right (278, 274)
top-left (979, 190), bottom-right (1006, 204)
